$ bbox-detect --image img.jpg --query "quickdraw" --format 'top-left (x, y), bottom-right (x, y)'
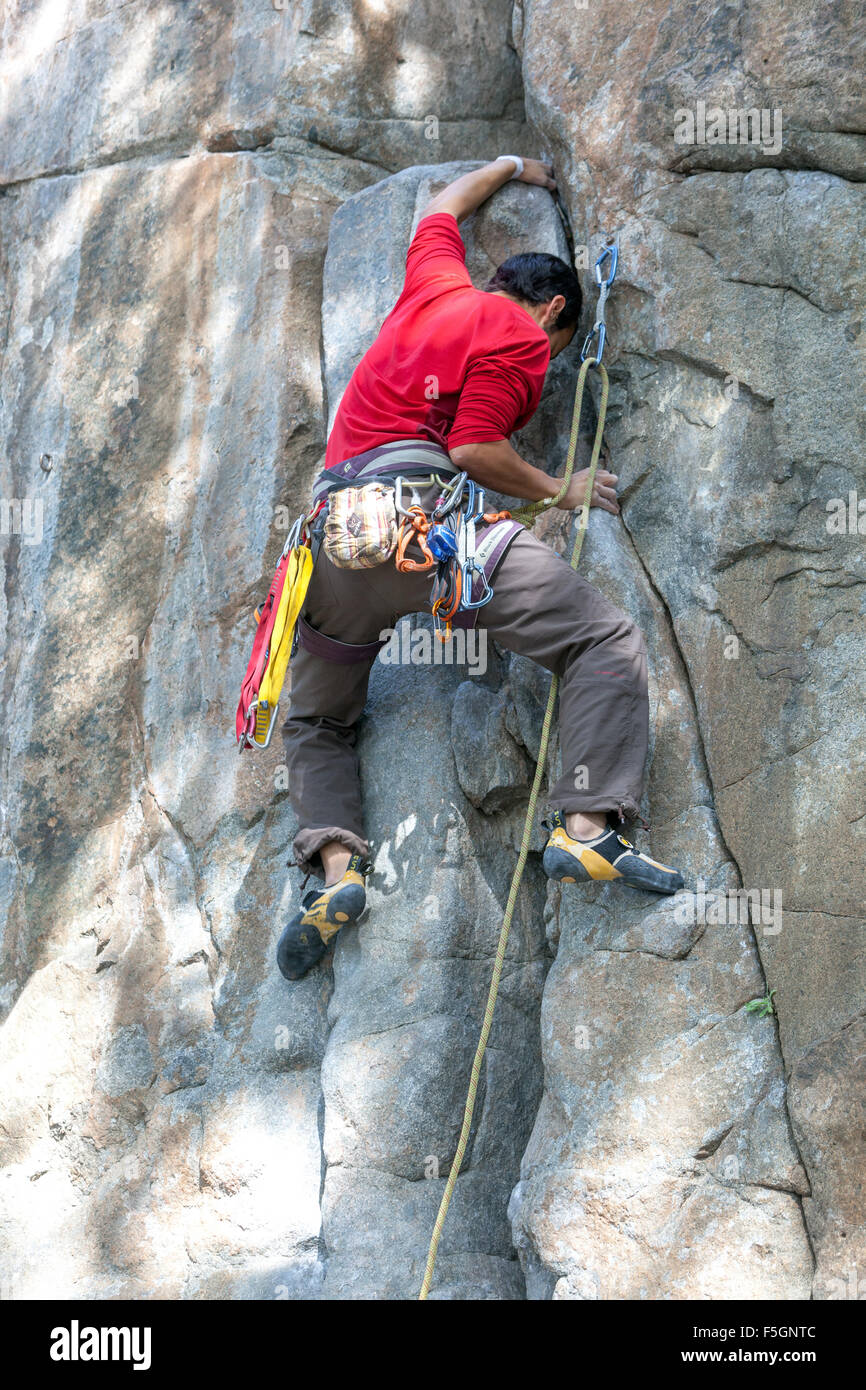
top-left (580, 240), bottom-right (618, 368)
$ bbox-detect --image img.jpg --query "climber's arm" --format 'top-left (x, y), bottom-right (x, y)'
top-left (422, 158), bottom-right (556, 224)
top-left (449, 438), bottom-right (620, 514)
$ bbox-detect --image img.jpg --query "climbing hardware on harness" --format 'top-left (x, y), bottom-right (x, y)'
top-left (236, 502), bottom-right (322, 751)
top-left (418, 243), bottom-right (617, 1300)
top-left (422, 476), bottom-right (514, 640)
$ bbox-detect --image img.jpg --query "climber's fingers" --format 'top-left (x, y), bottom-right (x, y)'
top-left (591, 468), bottom-right (620, 514)
top-left (518, 158), bottom-right (557, 191)
top-left (593, 468), bottom-right (618, 489)
top-left (591, 485), bottom-right (620, 515)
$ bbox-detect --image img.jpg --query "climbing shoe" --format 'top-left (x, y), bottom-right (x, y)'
top-left (542, 811), bottom-right (684, 895)
top-left (276, 854), bottom-right (369, 981)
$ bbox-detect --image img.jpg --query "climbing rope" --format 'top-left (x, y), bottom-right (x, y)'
top-left (418, 352), bottom-right (610, 1299)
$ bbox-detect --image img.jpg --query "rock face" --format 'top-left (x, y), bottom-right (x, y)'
top-left (0, 138), bottom-right (367, 1299)
top-left (509, 514), bottom-right (812, 1300)
top-left (0, 0), bottom-right (527, 184)
top-left (515, 0), bottom-right (865, 1297)
top-left (0, 0), bottom-right (862, 1300)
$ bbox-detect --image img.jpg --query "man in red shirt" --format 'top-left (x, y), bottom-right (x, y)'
top-left (277, 158), bottom-right (683, 980)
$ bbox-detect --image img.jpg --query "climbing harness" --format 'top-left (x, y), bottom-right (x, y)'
top-left (236, 502), bottom-right (323, 751)
top-left (237, 421), bottom-right (525, 725)
top-left (419, 242), bottom-right (618, 1300)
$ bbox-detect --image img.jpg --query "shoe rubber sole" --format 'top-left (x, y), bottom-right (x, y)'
top-left (276, 875), bottom-right (367, 981)
top-left (543, 843), bottom-right (684, 896)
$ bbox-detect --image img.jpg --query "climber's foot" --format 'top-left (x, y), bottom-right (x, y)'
top-left (542, 811), bottom-right (684, 895)
top-left (276, 854), bottom-right (369, 981)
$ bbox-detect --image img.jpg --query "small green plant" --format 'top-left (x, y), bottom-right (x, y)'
top-left (745, 988), bottom-right (777, 1018)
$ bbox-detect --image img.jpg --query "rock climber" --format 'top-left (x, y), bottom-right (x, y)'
top-left (277, 156), bottom-right (684, 980)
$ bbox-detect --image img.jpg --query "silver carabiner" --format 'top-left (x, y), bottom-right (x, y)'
top-left (281, 514), bottom-right (304, 557)
top-left (433, 471), bottom-right (468, 519)
top-left (393, 475), bottom-right (413, 517)
top-left (461, 561), bottom-right (493, 610)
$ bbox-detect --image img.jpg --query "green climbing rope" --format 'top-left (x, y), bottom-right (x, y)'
top-left (418, 354), bottom-right (610, 1299)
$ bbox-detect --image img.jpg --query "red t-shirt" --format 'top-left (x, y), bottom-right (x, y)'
top-left (325, 213), bottom-right (550, 468)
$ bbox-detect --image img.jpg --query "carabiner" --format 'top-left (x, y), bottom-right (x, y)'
top-left (393, 475), bottom-right (413, 518)
top-left (460, 561), bottom-right (493, 610)
top-left (580, 321), bottom-right (606, 365)
top-left (594, 241), bottom-right (618, 289)
top-left (281, 514), bottom-right (304, 557)
top-left (432, 471), bottom-right (468, 519)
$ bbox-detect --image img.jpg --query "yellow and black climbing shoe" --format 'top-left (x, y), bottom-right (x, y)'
top-left (542, 811), bottom-right (684, 895)
top-left (276, 854), bottom-right (369, 980)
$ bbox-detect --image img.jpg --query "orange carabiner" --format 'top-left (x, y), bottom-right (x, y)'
top-left (396, 506), bottom-right (435, 572)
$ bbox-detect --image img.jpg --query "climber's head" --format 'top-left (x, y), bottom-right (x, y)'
top-left (485, 252), bottom-right (583, 358)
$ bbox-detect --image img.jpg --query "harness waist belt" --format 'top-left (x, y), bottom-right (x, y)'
top-left (312, 439), bottom-right (457, 504)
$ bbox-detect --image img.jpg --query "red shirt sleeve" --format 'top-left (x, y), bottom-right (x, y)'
top-left (448, 342), bottom-right (550, 447)
top-left (402, 213), bottom-right (472, 295)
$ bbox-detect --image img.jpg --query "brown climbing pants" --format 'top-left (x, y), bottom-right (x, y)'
top-left (283, 520), bottom-right (649, 879)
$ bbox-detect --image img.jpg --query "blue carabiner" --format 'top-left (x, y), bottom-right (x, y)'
top-left (595, 242), bottom-right (618, 289)
top-left (581, 322), bottom-right (606, 365)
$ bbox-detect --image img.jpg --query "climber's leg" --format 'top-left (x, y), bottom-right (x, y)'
top-left (282, 553), bottom-right (398, 879)
top-left (279, 546), bottom-right (432, 977)
top-left (282, 639), bottom-right (374, 882)
top-left (481, 529), bottom-right (648, 814)
top-left (479, 528), bottom-right (683, 893)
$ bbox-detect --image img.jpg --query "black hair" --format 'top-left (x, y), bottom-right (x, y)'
top-left (485, 252), bottom-right (582, 331)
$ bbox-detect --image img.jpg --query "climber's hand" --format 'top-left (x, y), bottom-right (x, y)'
top-left (517, 159), bottom-right (557, 191)
top-left (557, 466), bottom-right (620, 515)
